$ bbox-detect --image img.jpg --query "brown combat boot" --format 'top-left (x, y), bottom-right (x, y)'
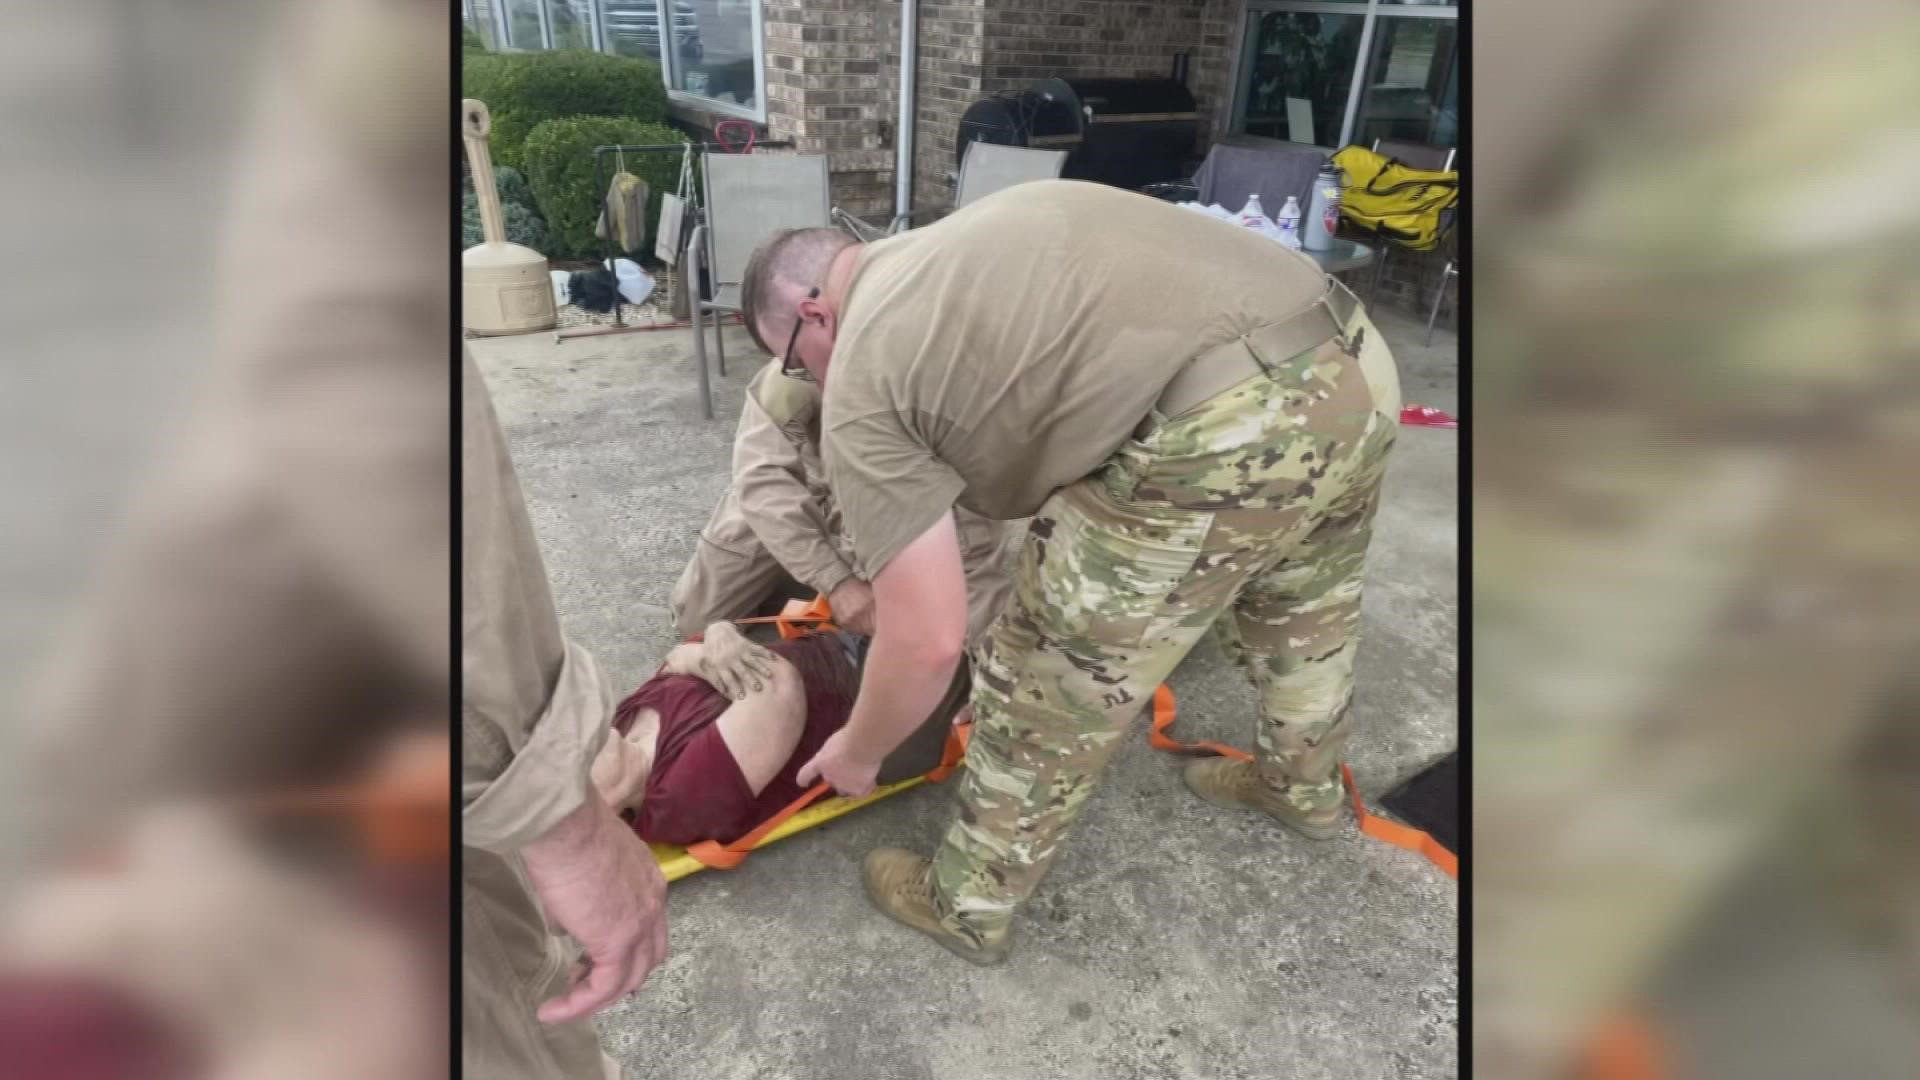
top-left (860, 848), bottom-right (1011, 966)
top-left (1183, 757), bottom-right (1346, 841)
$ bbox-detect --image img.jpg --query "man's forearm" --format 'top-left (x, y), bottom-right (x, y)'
top-left (840, 629), bottom-right (962, 762)
top-left (739, 480), bottom-right (856, 597)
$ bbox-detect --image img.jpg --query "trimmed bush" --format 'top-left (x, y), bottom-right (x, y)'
top-left (506, 50), bottom-right (668, 126)
top-left (460, 50), bottom-right (667, 172)
top-left (486, 109), bottom-right (539, 171)
top-left (463, 164), bottom-right (549, 251)
top-left (463, 194), bottom-right (550, 251)
top-left (462, 25), bottom-right (484, 52)
top-left (524, 116), bottom-right (687, 258)
top-left (460, 52), bottom-right (525, 109)
top-left (490, 165), bottom-right (534, 211)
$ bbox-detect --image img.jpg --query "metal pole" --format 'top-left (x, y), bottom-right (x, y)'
top-left (588, 0), bottom-right (606, 53)
top-left (687, 222), bottom-right (714, 420)
top-left (594, 145), bottom-right (619, 327)
top-left (492, 0), bottom-right (510, 52)
top-left (894, 0), bottom-right (917, 219)
top-left (1336, 0), bottom-right (1381, 148)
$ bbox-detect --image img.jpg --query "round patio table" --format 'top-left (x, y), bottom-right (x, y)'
top-left (1304, 238), bottom-right (1375, 275)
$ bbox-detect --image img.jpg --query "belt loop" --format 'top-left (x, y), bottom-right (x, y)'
top-left (1240, 337), bottom-right (1276, 378)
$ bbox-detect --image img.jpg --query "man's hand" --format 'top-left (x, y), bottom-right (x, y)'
top-left (828, 578), bottom-right (877, 636)
top-left (696, 622), bottom-right (777, 701)
top-left (519, 793), bottom-right (669, 1025)
top-left (794, 728), bottom-right (884, 798)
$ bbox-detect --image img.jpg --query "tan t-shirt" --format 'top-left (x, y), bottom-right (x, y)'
top-left (822, 179), bottom-right (1328, 579)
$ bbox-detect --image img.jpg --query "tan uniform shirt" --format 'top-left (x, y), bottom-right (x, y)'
top-left (823, 179), bottom-right (1327, 578)
top-left (731, 361), bottom-right (858, 598)
top-left (461, 347), bottom-right (612, 855)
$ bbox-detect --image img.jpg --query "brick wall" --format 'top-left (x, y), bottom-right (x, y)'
top-left (754, 0), bottom-right (1241, 222)
top-left (911, 0), bottom-right (989, 212)
top-left (761, 0), bottom-right (900, 221)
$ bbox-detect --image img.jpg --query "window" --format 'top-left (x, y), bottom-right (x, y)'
top-left (1234, 10), bottom-right (1366, 146)
top-left (499, 0), bottom-right (546, 51)
top-left (1353, 16), bottom-right (1459, 147)
top-left (474, 0), bottom-right (767, 119)
top-left (1231, 0), bottom-right (1458, 150)
top-left (465, 0), bottom-right (501, 51)
top-left (668, 1), bottom-right (763, 115)
top-left (601, 0), bottom-right (666, 62)
top-left (548, 0), bottom-right (593, 50)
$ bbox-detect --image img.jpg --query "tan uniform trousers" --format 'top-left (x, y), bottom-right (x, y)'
top-left (463, 349), bottom-right (628, 1079)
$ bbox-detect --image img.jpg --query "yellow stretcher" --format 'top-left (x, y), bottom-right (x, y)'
top-left (649, 605), bottom-right (1457, 884)
top-left (648, 766), bottom-right (957, 882)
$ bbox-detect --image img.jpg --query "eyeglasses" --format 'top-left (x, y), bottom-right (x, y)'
top-left (780, 287), bottom-right (820, 381)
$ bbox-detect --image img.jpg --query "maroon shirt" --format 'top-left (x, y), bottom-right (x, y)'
top-left (0, 975), bottom-right (200, 1080)
top-left (613, 633), bottom-right (860, 846)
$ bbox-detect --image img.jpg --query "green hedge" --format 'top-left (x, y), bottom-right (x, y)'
top-left (464, 197), bottom-right (549, 251)
top-left (463, 50), bottom-right (668, 171)
top-left (524, 116), bottom-right (687, 258)
top-left (462, 25), bottom-right (484, 52)
top-left (463, 165), bottom-right (549, 250)
top-left (460, 52), bottom-right (522, 107)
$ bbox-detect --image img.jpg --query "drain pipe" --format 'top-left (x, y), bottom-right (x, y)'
top-left (894, 0), bottom-right (917, 220)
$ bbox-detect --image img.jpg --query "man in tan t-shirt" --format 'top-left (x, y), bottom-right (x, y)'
top-left (739, 179), bottom-right (1401, 964)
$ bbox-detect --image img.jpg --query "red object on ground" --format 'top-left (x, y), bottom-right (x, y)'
top-left (0, 975), bottom-right (200, 1080)
top-left (714, 119), bottom-right (755, 154)
top-left (1400, 405), bottom-right (1458, 428)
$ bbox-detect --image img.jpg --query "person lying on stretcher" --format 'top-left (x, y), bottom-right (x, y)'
top-left (590, 622), bottom-right (968, 847)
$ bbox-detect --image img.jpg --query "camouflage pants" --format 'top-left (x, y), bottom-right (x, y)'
top-left (931, 307), bottom-right (1400, 946)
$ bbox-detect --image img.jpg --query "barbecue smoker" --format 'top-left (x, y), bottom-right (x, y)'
top-left (955, 59), bottom-right (1201, 192)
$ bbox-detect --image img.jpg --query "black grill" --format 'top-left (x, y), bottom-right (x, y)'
top-left (956, 69), bottom-right (1200, 192)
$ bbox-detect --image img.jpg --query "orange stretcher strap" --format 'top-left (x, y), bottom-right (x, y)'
top-left (1147, 684), bottom-right (1456, 878)
top-left (1579, 1014), bottom-right (1665, 1080)
top-left (683, 594), bottom-right (971, 871)
top-left (239, 732), bottom-right (451, 863)
top-left (685, 720), bottom-right (972, 871)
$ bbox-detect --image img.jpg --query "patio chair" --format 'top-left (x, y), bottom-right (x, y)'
top-left (1426, 259), bottom-right (1458, 345)
top-left (1364, 138), bottom-right (1458, 315)
top-left (683, 151), bottom-right (831, 419)
top-left (831, 142), bottom-right (1068, 242)
top-left (1141, 140), bottom-right (1327, 208)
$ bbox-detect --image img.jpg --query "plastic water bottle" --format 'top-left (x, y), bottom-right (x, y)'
top-left (1276, 196), bottom-right (1303, 249)
top-left (1303, 163), bottom-right (1343, 251)
top-left (1236, 193), bottom-right (1273, 232)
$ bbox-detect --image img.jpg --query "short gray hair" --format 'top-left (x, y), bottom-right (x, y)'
top-left (739, 227), bottom-right (855, 356)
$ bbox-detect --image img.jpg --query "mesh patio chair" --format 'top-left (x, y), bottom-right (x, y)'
top-left (831, 142), bottom-right (1068, 242)
top-left (1364, 138), bottom-right (1459, 317)
top-left (683, 151), bottom-right (831, 419)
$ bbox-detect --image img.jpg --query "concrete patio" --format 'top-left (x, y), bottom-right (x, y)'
top-left (467, 298), bottom-right (1459, 1080)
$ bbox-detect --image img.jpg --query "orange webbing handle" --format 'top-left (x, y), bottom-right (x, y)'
top-left (684, 719), bottom-right (973, 871)
top-left (1579, 1015), bottom-right (1665, 1080)
top-left (1146, 685), bottom-right (1456, 878)
top-left (239, 732), bottom-right (451, 863)
top-left (685, 783), bottom-right (833, 869)
top-left (725, 595), bottom-right (837, 639)
top-left (1146, 684), bottom-right (1249, 761)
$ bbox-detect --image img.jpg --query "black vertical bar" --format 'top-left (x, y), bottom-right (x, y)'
top-left (594, 146), bottom-right (621, 328)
